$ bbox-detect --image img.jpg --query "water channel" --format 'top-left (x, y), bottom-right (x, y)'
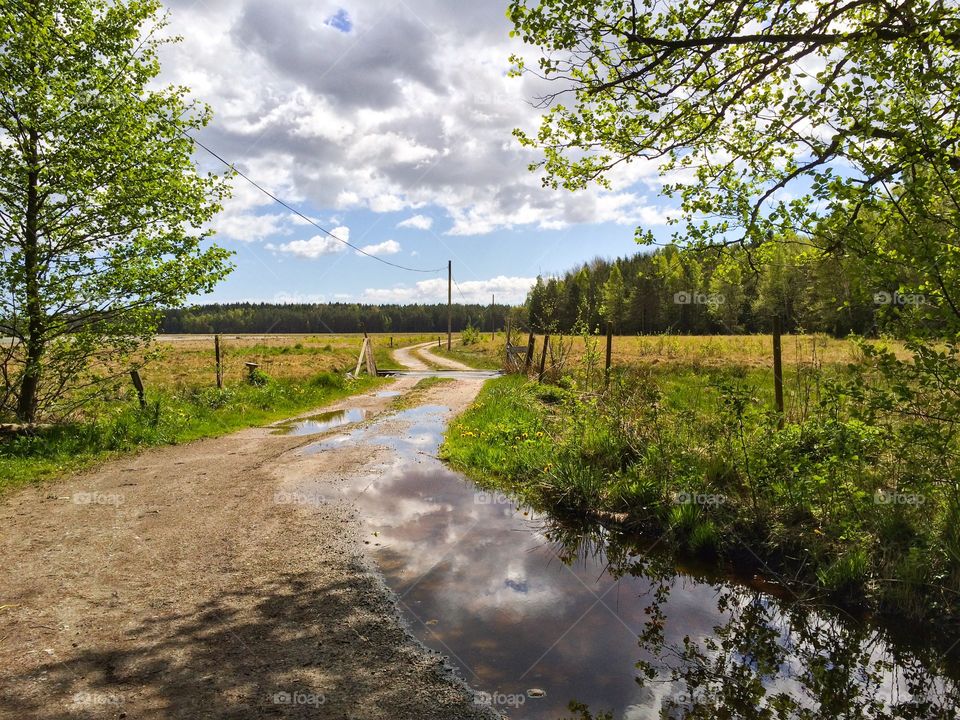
top-left (297, 403), bottom-right (958, 719)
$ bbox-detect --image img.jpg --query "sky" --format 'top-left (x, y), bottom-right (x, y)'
top-left (158, 0), bottom-right (676, 306)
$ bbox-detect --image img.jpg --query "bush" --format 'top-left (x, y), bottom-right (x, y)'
top-left (310, 372), bottom-right (345, 389)
top-left (247, 367), bottom-right (270, 386)
top-left (461, 324), bottom-right (481, 346)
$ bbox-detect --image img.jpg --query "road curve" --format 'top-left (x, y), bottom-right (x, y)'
top-left (392, 341), bottom-right (474, 371)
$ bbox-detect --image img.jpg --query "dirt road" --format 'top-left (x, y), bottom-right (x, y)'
top-left (391, 342), bottom-right (473, 372)
top-left (0, 357), bottom-right (496, 718)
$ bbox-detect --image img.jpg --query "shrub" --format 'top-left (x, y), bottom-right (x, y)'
top-left (248, 367), bottom-right (270, 386)
top-left (461, 324), bottom-right (481, 346)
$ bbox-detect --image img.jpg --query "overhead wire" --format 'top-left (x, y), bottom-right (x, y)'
top-left (452, 276), bottom-right (469, 303)
top-left (184, 133), bottom-right (447, 274)
top-left (6, 0), bottom-right (449, 277)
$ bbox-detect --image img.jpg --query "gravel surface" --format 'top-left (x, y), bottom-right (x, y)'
top-left (0, 360), bottom-right (501, 719)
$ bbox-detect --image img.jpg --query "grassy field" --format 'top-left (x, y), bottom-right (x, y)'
top-left (441, 335), bottom-right (960, 638)
top-left (0, 331), bottom-right (908, 494)
top-left (0, 333), bottom-right (437, 492)
top-left (443, 331), bottom-right (908, 370)
top-left (149, 333), bottom-right (438, 386)
top-left (437, 332), bottom-right (908, 424)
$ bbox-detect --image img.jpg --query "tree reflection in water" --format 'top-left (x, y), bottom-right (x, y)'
top-left (543, 519), bottom-right (960, 720)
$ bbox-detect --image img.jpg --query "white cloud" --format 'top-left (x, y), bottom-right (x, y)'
top-left (161, 0), bottom-right (672, 238)
top-left (362, 275), bottom-right (535, 304)
top-left (356, 239), bottom-right (401, 256)
top-left (212, 212), bottom-right (290, 242)
top-left (272, 291), bottom-right (330, 304)
top-left (397, 214), bottom-right (433, 230)
top-left (266, 226), bottom-right (350, 258)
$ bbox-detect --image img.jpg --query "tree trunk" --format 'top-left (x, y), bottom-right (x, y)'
top-left (16, 128), bottom-right (43, 423)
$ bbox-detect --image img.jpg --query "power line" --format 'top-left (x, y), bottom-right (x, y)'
top-left (184, 133), bottom-right (447, 275)
top-left (5, 0), bottom-right (446, 276)
top-left (452, 276), bottom-right (469, 303)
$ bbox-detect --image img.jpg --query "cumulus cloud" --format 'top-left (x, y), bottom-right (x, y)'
top-left (397, 214), bottom-right (433, 230)
top-left (212, 212), bottom-right (291, 242)
top-left (160, 0), bottom-right (669, 238)
top-left (356, 239), bottom-right (401, 256)
top-left (266, 227), bottom-right (350, 258)
top-left (362, 275), bottom-right (535, 304)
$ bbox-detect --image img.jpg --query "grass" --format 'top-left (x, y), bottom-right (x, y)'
top-left (150, 333), bottom-right (436, 384)
top-left (441, 362), bottom-right (960, 639)
top-left (445, 331), bottom-right (907, 371)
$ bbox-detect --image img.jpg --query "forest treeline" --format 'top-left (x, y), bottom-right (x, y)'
top-left (164, 236), bottom-right (938, 338)
top-left (526, 241), bottom-right (942, 337)
top-left (161, 302), bottom-right (506, 335)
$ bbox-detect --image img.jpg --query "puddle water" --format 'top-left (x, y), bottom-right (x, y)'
top-left (273, 408), bottom-right (368, 436)
top-left (300, 406), bottom-right (960, 719)
top-left (376, 391), bottom-right (403, 398)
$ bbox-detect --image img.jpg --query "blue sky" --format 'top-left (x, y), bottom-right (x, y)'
top-left (159, 0), bottom-right (678, 305)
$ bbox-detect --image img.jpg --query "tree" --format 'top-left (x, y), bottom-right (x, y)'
top-left (508, 0), bottom-right (960, 259)
top-left (707, 255), bottom-right (746, 333)
top-left (601, 262), bottom-right (627, 332)
top-left (0, 0), bottom-right (232, 422)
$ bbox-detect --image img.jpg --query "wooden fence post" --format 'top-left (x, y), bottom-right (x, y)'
top-left (605, 324), bottom-right (613, 387)
top-left (524, 331), bottom-right (536, 374)
top-left (773, 314), bottom-right (785, 427)
top-left (538, 334), bottom-right (550, 383)
top-left (354, 339), bottom-right (367, 377)
top-left (214, 334), bottom-right (223, 389)
top-left (130, 370), bottom-right (146, 409)
top-left (364, 332), bottom-right (378, 376)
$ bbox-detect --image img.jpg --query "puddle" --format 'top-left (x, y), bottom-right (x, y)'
top-left (297, 406), bottom-right (960, 719)
top-left (272, 408), bottom-right (369, 436)
top-left (376, 391), bottom-right (403, 398)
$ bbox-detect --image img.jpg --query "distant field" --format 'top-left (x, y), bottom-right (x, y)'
top-left (148, 332), bottom-right (905, 386)
top-left (143, 333), bottom-right (438, 390)
top-left (441, 332), bottom-right (909, 370)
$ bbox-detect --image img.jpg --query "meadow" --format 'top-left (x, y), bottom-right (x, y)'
top-left (441, 331), bottom-right (959, 640)
top-left (0, 333), bottom-right (438, 491)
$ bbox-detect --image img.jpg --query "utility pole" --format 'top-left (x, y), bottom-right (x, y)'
top-left (491, 294), bottom-right (495, 341)
top-left (447, 260), bottom-right (452, 351)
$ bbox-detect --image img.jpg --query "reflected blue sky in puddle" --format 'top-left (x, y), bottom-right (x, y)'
top-left (301, 405), bottom-right (959, 719)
